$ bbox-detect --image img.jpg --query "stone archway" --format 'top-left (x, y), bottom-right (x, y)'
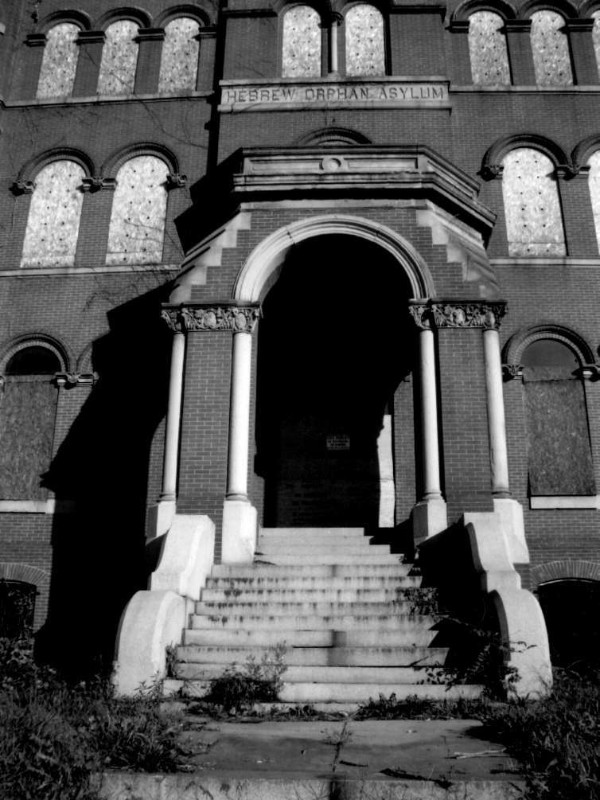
top-left (252, 231), bottom-right (418, 529)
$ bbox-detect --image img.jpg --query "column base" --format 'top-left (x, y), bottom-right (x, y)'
top-left (221, 498), bottom-right (258, 564)
top-left (412, 497), bottom-right (448, 546)
top-left (493, 497), bottom-right (529, 565)
top-left (146, 499), bottom-right (176, 541)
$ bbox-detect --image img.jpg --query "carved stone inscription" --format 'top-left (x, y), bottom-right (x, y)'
top-left (220, 81), bottom-right (449, 111)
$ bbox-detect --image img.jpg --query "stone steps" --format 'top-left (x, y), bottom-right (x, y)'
top-left (172, 527), bottom-right (478, 705)
top-left (176, 644), bottom-right (449, 666)
top-left (189, 613), bottom-right (435, 631)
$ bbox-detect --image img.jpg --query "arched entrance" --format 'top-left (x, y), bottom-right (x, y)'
top-left (255, 234), bottom-right (415, 528)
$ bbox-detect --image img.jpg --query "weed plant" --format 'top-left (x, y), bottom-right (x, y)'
top-left (481, 667), bottom-right (600, 800)
top-left (0, 637), bottom-right (186, 800)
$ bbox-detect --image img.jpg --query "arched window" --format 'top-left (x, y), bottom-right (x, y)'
top-left (282, 6), bottom-right (322, 77)
top-left (97, 20), bottom-right (139, 96)
top-left (468, 11), bottom-right (510, 85)
top-left (588, 151), bottom-right (600, 252)
top-left (36, 22), bottom-right (80, 99)
top-left (530, 10), bottom-right (573, 86)
top-left (106, 156), bottom-right (169, 265)
top-left (21, 160), bottom-right (85, 268)
top-left (501, 148), bottom-right (566, 256)
top-left (0, 580), bottom-right (37, 639)
top-left (0, 345), bottom-right (61, 500)
top-left (593, 11), bottom-right (600, 77)
top-left (158, 17), bottom-right (201, 93)
top-left (522, 338), bottom-right (594, 495)
top-left (345, 4), bottom-right (385, 76)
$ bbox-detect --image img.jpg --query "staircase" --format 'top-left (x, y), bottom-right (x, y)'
top-left (174, 527), bottom-right (482, 707)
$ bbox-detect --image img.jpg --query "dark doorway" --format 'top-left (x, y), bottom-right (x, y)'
top-left (256, 235), bottom-right (415, 527)
top-left (537, 579), bottom-right (600, 669)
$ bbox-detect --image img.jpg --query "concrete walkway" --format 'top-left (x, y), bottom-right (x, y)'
top-left (98, 718), bottom-right (525, 799)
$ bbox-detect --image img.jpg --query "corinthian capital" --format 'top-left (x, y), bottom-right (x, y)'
top-left (431, 301), bottom-right (506, 330)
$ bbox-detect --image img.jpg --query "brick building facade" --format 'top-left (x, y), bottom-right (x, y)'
top-left (1, 0), bottom-right (600, 674)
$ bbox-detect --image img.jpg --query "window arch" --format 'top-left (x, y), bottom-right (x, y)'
top-left (593, 11), bottom-right (600, 77)
top-left (530, 10), bottom-right (573, 86)
top-left (345, 4), bottom-right (385, 76)
top-left (21, 160), bottom-right (85, 268)
top-left (106, 155), bottom-right (169, 265)
top-left (282, 5), bottom-right (322, 77)
top-left (587, 150), bottom-right (600, 252)
top-left (97, 20), bottom-right (139, 95)
top-left (501, 148), bottom-right (566, 256)
top-left (158, 17), bottom-right (201, 93)
top-left (520, 335), bottom-right (594, 496)
top-left (0, 343), bottom-right (62, 500)
top-left (36, 22), bottom-right (80, 99)
top-left (468, 11), bottom-right (510, 85)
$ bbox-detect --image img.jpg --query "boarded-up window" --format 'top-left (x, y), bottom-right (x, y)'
top-left (158, 17), bottom-right (201, 93)
top-left (21, 161), bottom-right (85, 268)
top-left (502, 148), bottom-right (566, 256)
top-left (0, 347), bottom-right (60, 500)
top-left (468, 12), bottom-right (510, 86)
top-left (97, 20), bottom-right (139, 95)
top-left (36, 23), bottom-right (79, 99)
top-left (588, 151), bottom-right (600, 253)
top-left (522, 339), bottom-right (594, 495)
top-left (593, 12), bottom-right (600, 78)
top-left (530, 10), bottom-right (573, 86)
top-left (106, 156), bottom-right (169, 265)
top-left (345, 4), bottom-right (385, 76)
top-left (282, 6), bottom-right (321, 77)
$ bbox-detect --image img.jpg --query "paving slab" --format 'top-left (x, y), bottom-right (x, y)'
top-left (98, 718), bottom-right (525, 800)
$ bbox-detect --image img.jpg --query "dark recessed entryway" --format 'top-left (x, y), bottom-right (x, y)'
top-left (256, 234), bottom-right (415, 528)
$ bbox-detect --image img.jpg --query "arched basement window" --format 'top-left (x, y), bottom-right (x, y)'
top-left (538, 580), bottom-right (600, 668)
top-left (106, 155), bottom-right (169, 265)
top-left (530, 10), bottom-right (573, 86)
top-left (36, 22), bottom-right (80, 98)
top-left (158, 17), bottom-right (201, 93)
top-left (468, 11), bottom-right (510, 85)
top-left (0, 580), bottom-right (37, 639)
top-left (588, 151), bottom-right (600, 252)
top-left (0, 345), bottom-right (61, 500)
top-left (282, 6), bottom-right (322, 77)
top-left (522, 338), bottom-right (595, 495)
top-left (97, 20), bottom-right (139, 95)
top-left (593, 11), bottom-right (600, 77)
top-left (21, 160), bottom-right (85, 268)
top-left (501, 148), bottom-right (566, 256)
top-left (345, 4), bottom-right (385, 76)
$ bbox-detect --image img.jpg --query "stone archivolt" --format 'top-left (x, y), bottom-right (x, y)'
top-left (410, 300), bottom-right (506, 330)
top-left (162, 304), bottom-right (261, 333)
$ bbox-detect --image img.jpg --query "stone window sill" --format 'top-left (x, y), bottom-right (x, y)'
top-left (530, 496), bottom-right (600, 510)
top-left (0, 500), bottom-right (75, 514)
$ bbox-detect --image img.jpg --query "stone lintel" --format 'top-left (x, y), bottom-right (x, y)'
top-left (409, 299), bottom-right (507, 330)
top-left (162, 303), bottom-right (261, 333)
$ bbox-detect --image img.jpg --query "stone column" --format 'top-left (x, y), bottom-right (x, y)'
top-left (482, 325), bottom-right (509, 497)
top-left (161, 330), bottom-right (186, 502)
top-left (329, 14), bottom-right (342, 75)
top-left (409, 303), bottom-right (447, 543)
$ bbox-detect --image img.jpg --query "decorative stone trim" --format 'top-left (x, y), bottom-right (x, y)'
top-left (577, 364), bottom-right (600, 380)
top-left (135, 28), bottom-right (166, 42)
top-left (76, 30), bottom-right (106, 45)
top-left (530, 495), bottom-right (600, 510)
top-left (532, 558), bottom-right (600, 588)
top-left (55, 372), bottom-right (98, 387)
top-left (162, 304), bottom-right (261, 333)
top-left (502, 363), bottom-right (524, 380)
top-left (166, 173), bottom-right (188, 190)
top-left (10, 180), bottom-right (35, 196)
top-left (410, 300), bottom-right (506, 330)
top-left (81, 176), bottom-right (114, 192)
top-left (25, 33), bottom-right (47, 47)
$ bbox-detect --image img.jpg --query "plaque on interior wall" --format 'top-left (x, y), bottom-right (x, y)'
top-left (326, 434), bottom-right (351, 451)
